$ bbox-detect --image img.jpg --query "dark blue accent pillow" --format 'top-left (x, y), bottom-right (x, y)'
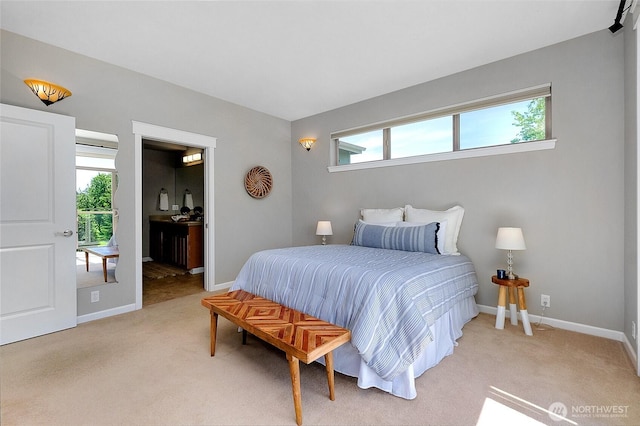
top-left (351, 221), bottom-right (440, 254)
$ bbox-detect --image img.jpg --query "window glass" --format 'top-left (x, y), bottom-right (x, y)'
top-left (460, 98), bottom-right (545, 150)
top-left (337, 129), bottom-right (383, 165)
top-left (390, 116), bottom-right (452, 159)
top-left (331, 86), bottom-right (550, 169)
top-left (76, 169), bottom-right (114, 246)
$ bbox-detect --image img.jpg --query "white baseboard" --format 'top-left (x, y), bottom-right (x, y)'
top-left (621, 334), bottom-right (639, 369)
top-left (480, 304), bottom-right (640, 370)
top-left (77, 303), bottom-right (137, 324)
top-left (78, 281), bottom-right (233, 324)
top-left (478, 304), bottom-right (626, 342)
top-left (74, 298), bottom-right (638, 371)
top-left (209, 280), bottom-right (233, 292)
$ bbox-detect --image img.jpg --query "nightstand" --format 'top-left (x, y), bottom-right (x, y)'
top-left (491, 275), bottom-right (533, 336)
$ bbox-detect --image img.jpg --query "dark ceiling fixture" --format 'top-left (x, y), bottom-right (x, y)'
top-left (608, 0), bottom-right (627, 34)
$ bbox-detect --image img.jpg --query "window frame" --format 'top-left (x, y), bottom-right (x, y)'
top-left (329, 84), bottom-right (555, 172)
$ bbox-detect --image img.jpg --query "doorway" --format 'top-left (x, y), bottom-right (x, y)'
top-left (133, 121), bottom-right (217, 310)
top-left (142, 140), bottom-right (205, 305)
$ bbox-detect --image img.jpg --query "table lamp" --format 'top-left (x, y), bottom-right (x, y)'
top-left (316, 221), bottom-right (333, 245)
top-left (495, 227), bottom-right (526, 279)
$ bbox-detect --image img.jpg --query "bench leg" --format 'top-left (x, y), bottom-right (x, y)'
top-left (102, 257), bottom-right (108, 282)
top-left (286, 353), bottom-right (303, 426)
top-left (210, 311), bottom-right (218, 356)
top-left (324, 351), bottom-right (335, 401)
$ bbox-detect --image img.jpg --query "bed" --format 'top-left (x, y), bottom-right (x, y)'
top-left (229, 213), bottom-right (479, 399)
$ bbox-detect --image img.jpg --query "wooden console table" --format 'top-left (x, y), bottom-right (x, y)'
top-left (83, 246), bottom-right (119, 282)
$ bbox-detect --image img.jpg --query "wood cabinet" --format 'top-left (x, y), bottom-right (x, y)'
top-left (149, 220), bottom-right (203, 270)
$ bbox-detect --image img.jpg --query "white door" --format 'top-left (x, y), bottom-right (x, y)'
top-left (0, 103), bottom-right (77, 345)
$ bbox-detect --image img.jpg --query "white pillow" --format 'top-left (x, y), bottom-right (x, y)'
top-left (404, 205), bottom-right (465, 255)
top-left (397, 220), bottom-right (447, 255)
top-left (361, 220), bottom-right (397, 227)
top-left (360, 207), bottom-right (404, 224)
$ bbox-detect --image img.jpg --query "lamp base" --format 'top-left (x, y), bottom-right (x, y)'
top-left (506, 250), bottom-right (517, 279)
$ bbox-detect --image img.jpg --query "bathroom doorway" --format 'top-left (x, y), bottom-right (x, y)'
top-left (133, 121), bottom-right (217, 310)
top-left (141, 140), bottom-right (205, 305)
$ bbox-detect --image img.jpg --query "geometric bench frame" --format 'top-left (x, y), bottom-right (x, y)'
top-left (201, 290), bottom-right (351, 425)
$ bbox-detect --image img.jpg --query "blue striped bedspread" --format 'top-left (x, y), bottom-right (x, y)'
top-left (230, 244), bottom-right (478, 380)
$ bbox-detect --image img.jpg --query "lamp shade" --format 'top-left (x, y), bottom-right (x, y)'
top-left (495, 227), bottom-right (526, 250)
top-left (24, 79), bottom-right (72, 106)
top-left (316, 221), bottom-right (333, 236)
top-left (299, 138), bottom-right (316, 151)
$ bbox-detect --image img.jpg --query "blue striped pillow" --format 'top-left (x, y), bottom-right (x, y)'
top-left (352, 220), bottom-right (440, 254)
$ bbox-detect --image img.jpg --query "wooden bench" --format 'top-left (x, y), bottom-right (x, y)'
top-left (201, 290), bottom-right (351, 426)
top-left (82, 246), bottom-right (119, 282)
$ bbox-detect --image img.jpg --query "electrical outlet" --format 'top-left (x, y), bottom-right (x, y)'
top-left (91, 290), bottom-right (99, 303)
top-left (633, 321), bottom-right (637, 340)
top-left (172, 204), bottom-right (180, 211)
top-left (541, 294), bottom-right (550, 308)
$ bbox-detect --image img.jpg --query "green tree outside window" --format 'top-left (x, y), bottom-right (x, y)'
top-left (511, 98), bottom-right (546, 143)
top-left (77, 173), bottom-right (113, 245)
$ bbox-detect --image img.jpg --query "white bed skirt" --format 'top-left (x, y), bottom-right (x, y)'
top-left (319, 296), bottom-right (479, 400)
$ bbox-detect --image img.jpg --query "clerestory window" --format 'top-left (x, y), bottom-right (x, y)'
top-left (331, 84), bottom-right (552, 170)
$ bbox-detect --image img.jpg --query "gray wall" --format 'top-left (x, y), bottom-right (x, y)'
top-left (624, 14), bottom-right (638, 355)
top-left (1, 30), bottom-right (293, 316)
top-left (292, 30), bottom-right (627, 331)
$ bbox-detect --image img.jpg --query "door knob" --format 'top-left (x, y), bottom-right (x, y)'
top-left (56, 230), bottom-right (74, 237)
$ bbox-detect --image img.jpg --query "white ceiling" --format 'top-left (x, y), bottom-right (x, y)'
top-left (0, 1), bottom-right (626, 121)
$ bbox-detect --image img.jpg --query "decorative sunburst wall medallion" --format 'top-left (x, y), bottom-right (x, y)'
top-left (244, 166), bottom-right (273, 199)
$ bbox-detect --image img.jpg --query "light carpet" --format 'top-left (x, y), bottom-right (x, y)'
top-left (1, 292), bottom-right (639, 425)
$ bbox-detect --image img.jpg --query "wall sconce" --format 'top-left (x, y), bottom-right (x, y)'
top-left (316, 220), bottom-right (333, 245)
top-left (495, 227), bottom-right (526, 279)
top-left (24, 79), bottom-right (72, 106)
top-left (299, 138), bottom-right (316, 151)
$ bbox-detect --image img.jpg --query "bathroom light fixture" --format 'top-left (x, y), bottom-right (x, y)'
top-left (182, 148), bottom-right (203, 166)
top-left (182, 152), bottom-right (202, 164)
top-left (24, 79), bottom-right (72, 106)
top-left (495, 227), bottom-right (526, 280)
top-left (316, 221), bottom-right (333, 245)
top-left (299, 138), bottom-right (316, 151)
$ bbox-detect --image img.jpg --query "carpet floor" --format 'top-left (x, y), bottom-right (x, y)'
top-left (1, 293), bottom-right (639, 425)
